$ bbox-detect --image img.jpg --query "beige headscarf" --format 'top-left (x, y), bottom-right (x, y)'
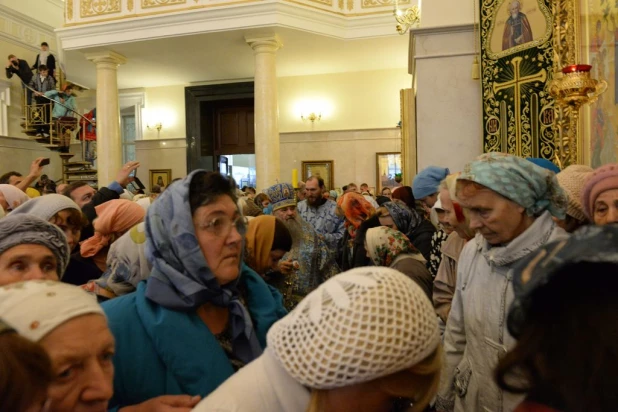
top-left (0, 280), bottom-right (105, 342)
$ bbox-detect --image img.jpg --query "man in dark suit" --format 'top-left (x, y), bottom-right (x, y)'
top-left (5, 54), bottom-right (33, 103)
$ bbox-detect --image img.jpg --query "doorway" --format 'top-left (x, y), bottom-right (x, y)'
top-left (185, 82), bottom-right (254, 173)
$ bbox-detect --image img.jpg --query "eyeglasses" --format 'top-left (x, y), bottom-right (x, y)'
top-left (197, 215), bottom-right (247, 238)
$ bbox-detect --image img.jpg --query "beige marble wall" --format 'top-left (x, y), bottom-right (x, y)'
top-left (135, 138), bottom-right (187, 189)
top-left (412, 25), bottom-right (482, 173)
top-left (280, 128), bottom-right (400, 190)
top-left (134, 129), bottom-right (400, 190)
top-left (0, 136), bottom-right (83, 183)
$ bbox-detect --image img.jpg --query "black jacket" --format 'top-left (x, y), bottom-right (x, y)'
top-left (339, 215), bottom-right (382, 270)
top-left (6, 59), bottom-right (33, 84)
top-left (80, 187), bottom-right (121, 241)
top-left (33, 53), bottom-right (56, 76)
top-left (62, 254), bottom-right (103, 286)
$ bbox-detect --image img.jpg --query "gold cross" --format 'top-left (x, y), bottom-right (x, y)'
top-left (493, 56), bottom-right (547, 156)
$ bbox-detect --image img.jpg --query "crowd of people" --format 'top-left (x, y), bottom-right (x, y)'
top-left (0, 150), bottom-right (617, 412)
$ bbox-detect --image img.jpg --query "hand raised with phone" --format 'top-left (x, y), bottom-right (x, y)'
top-left (116, 161), bottom-right (141, 188)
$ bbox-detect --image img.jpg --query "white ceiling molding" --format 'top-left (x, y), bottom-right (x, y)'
top-left (0, 5), bottom-right (57, 52)
top-left (56, 1), bottom-right (396, 50)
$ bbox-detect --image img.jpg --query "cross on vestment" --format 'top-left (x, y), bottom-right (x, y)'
top-left (492, 56), bottom-right (547, 157)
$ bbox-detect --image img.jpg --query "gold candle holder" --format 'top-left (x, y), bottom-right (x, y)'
top-left (550, 65), bottom-right (607, 167)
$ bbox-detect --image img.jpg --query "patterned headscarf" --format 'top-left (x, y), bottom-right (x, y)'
top-left (337, 192), bottom-right (376, 237)
top-left (458, 152), bottom-right (567, 219)
top-left (365, 226), bottom-right (423, 267)
top-left (245, 216), bottom-right (276, 275)
top-left (144, 170), bottom-right (262, 363)
top-left (508, 224), bottom-right (618, 339)
top-left (382, 201), bottom-right (422, 238)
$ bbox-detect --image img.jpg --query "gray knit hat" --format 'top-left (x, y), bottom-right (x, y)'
top-left (0, 214), bottom-right (70, 277)
top-left (10, 194), bottom-right (80, 221)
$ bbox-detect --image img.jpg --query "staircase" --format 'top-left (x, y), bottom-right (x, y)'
top-left (21, 97), bottom-right (98, 187)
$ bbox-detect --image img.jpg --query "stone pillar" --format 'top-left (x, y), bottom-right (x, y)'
top-left (85, 51), bottom-right (127, 188)
top-left (245, 35), bottom-right (282, 190)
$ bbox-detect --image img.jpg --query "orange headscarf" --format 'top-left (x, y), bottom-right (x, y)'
top-left (337, 192), bottom-right (376, 237)
top-left (80, 199), bottom-right (146, 268)
top-left (245, 215), bottom-right (276, 275)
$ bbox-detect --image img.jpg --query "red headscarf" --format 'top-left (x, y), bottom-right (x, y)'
top-left (337, 192), bottom-right (376, 237)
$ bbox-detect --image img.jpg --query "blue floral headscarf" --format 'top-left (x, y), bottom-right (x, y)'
top-left (458, 152), bottom-right (567, 219)
top-left (144, 170), bottom-right (262, 362)
top-left (383, 201), bottom-right (422, 238)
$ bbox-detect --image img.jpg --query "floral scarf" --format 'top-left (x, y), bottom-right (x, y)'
top-left (365, 226), bottom-right (423, 267)
top-left (337, 192), bottom-right (376, 238)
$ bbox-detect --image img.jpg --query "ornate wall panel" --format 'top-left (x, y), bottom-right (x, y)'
top-left (80, 0), bottom-right (122, 17)
top-left (480, 0), bottom-right (556, 159)
top-left (141, 0), bottom-right (187, 8)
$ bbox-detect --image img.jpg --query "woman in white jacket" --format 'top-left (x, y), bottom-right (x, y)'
top-left (193, 266), bottom-right (442, 412)
top-left (435, 152), bottom-right (569, 412)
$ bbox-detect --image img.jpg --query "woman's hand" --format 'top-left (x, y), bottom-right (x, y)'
top-left (278, 259), bottom-right (294, 275)
top-left (119, 395), bottom-right (202, 412)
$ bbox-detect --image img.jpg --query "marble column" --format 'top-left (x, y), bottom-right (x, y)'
top-left (85, 51), bottom-right (127, 188)
top-left (245, 35), bottom-right (282, 190)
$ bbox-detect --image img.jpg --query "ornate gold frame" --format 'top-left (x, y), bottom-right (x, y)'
top-left (551, 0), bottom-right (583, 165)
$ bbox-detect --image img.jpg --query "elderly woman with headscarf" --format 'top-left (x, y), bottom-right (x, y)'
top-left (336, 192), bottom-right (376, 270)
top-left (365, 226), bottom-right (433, 298)
top-left (581, 163), bottom-right (618, 226)
top-left (0, 281), bottom-right (116, 411)
top-left (0, 183), bottom-right (29, 214)
top-left (380, 201), bottom-right (436, 262)
top-left (432, 174), bottom-right (476, 326)
top-left (0, 214), bottom-right (70, 286)
top-left (76, 199), bottom-right (145, 283)
top-left (9, 194), bottom-right (93, 286)
top-left (244, 215), bottom-right (294, 308)
top-left (435, 153), bottom-right (568, 412)
top-left (193, 267), bottom-right (442, 412)
top-left (555, 165), bottom-right (593, 232)
top-left (101, 171), bottom-right (287, 411)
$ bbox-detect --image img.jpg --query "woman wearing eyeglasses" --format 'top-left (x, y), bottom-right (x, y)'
top-left (101, 171), bottom-right (287, 411)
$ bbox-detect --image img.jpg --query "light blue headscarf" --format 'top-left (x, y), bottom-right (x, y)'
top-left (144, 170), bottom-right (262, 363)
top-left (458, 152), bottom-right (567, 219)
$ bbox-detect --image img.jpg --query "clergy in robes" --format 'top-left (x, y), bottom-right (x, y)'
top-left (296, 176), bottom-right (345, 250)
top-left (502, 1), bottom-right (533, 50)
top-left (266, 183), bottom-right (340, 310)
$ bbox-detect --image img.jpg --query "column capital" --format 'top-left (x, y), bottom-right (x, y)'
top-left (245, 34), bottom-right (282, 53)
top-left (85, 50), bottom-right (127, 66)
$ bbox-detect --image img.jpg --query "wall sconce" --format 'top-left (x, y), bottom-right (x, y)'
top-left (147, 122), bottom-right (163, 137)
top-left (301, 112), bottom-right (321, 123)
top-left (147, 122), bottom-right (163, 132)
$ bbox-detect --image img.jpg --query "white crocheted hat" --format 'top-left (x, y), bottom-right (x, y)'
top-left (267, 267), bottom-right (440, 389)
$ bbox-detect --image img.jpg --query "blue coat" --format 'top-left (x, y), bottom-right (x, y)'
top-left (103, 265), bottom-right (286, 410)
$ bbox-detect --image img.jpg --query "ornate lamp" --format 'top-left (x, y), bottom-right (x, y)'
top-left (550, 65), bottom-right (607, 167)
top-left (394, 0), bottom-right (421, 34)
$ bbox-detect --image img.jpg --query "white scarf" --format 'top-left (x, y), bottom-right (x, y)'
top-left (39, 51), bottom-right (50, 67)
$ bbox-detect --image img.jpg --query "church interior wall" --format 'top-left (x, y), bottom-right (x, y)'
top-left (413, 25), bottom-right (482, 173)
top-left (278, 68), bottom-right (411, 133)
top-left (1, 0), bottom-right (64, 30)
top-left (280, 128), bottom-right (401, 190)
